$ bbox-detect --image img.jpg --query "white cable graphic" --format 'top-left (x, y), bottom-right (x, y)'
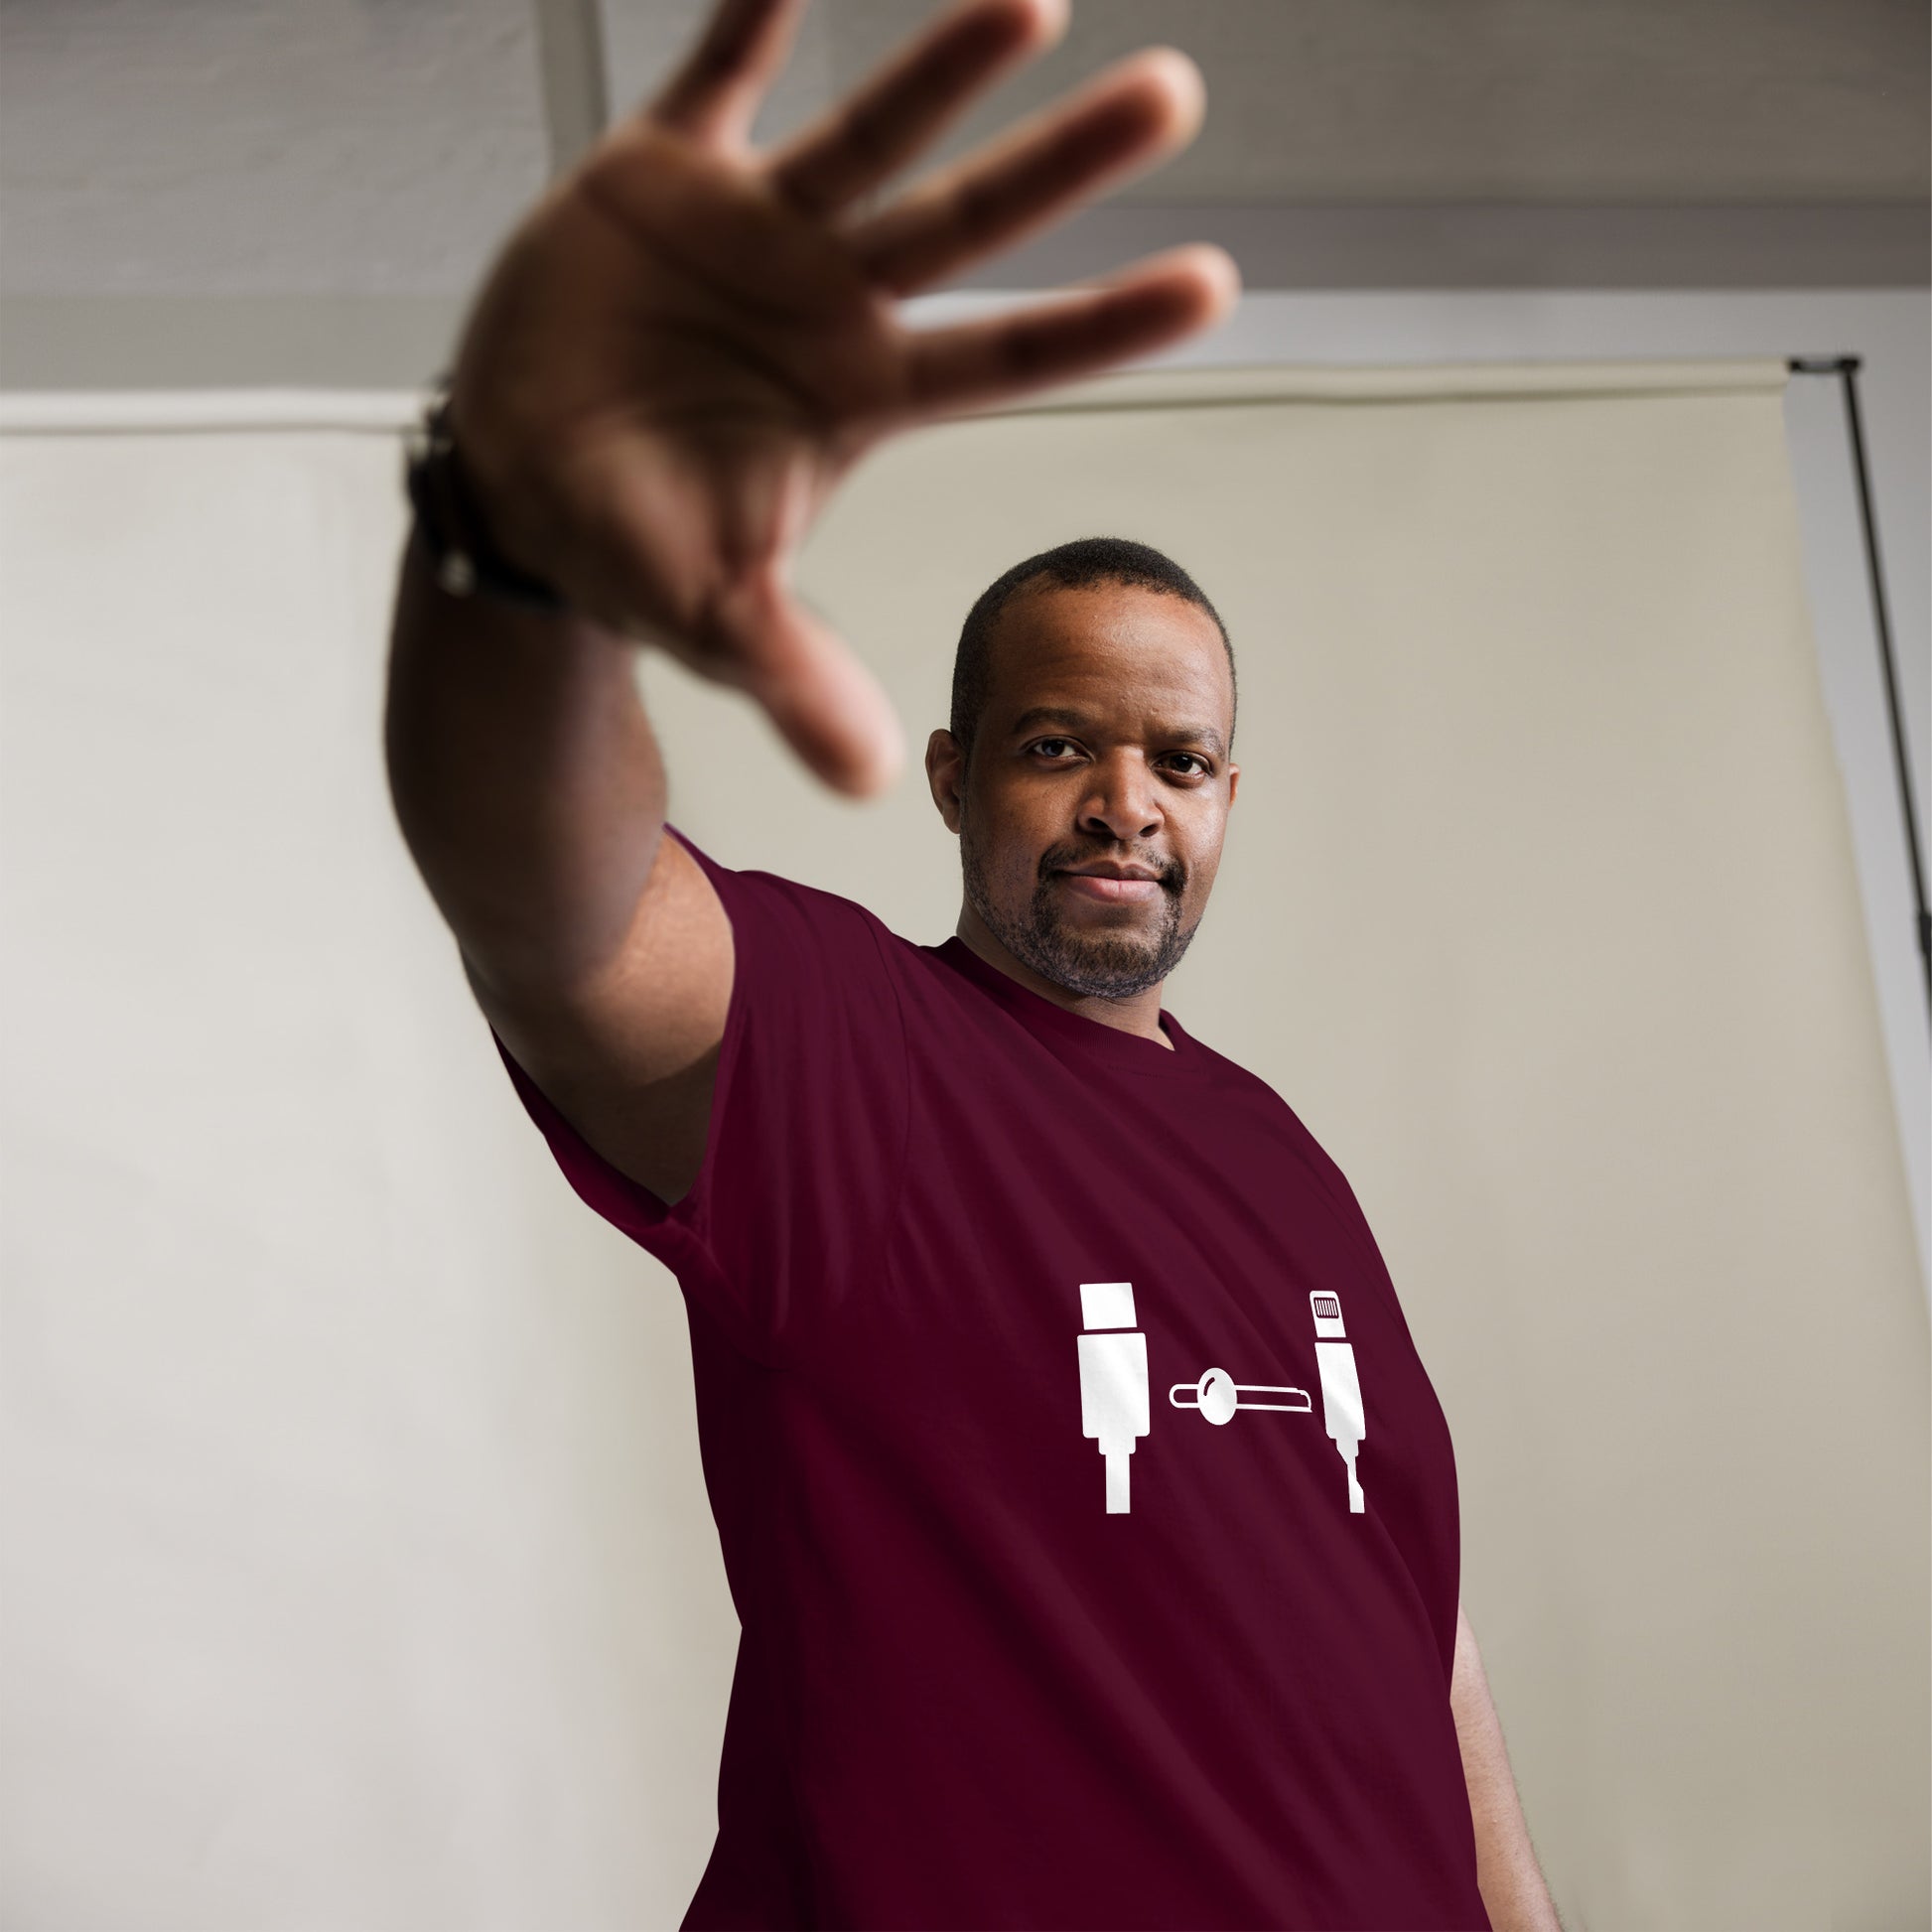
top-left (1077, 1282), bottom-right (1149, 1514)
top-left (1311, 1291), bottom-right (1367, 1513)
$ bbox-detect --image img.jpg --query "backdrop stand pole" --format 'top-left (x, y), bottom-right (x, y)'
top-left (1789, 353), bottom-right (1931, 1023)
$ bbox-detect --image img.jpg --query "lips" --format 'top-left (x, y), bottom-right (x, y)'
top-left (1055, 869), bottom-right (1164, 903)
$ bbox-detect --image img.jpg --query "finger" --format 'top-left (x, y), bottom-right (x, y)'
top-left (644, 0), bottom-right (809, 150)
top-left (897, 243), bottom-right (1240, 420)
top-left (699, 566), bottom-right (907, 798)
top-left (765, 0), bottom-right (1066, 218)
top-left (846, 46), bottom-right (1205, 297)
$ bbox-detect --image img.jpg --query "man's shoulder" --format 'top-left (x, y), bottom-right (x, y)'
top-left (1173, 1022), bottom-right (1281, 1106)
top-left (1182, 1031), bottom-right (1361, 1196)
top-left (666, 822), bottom-right (886, 919)
top-left (665, 822), bottom-right (908, 971)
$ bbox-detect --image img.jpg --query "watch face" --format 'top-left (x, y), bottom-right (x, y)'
top-left (403, 395), bottom-right (566, 614)
top-left (405, 386), bottom-right (453, 459)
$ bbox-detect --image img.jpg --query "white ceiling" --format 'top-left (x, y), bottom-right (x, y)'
top-left (675, 0), bottom-right (1932, 203)
top-left (0, 0), bottom-right (1923, 385)
top-left (2, 0), bottom-right (551, 298)
top-left (6, 0), bottom-right (1926, 300)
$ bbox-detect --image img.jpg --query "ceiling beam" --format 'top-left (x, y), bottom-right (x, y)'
top-left (532, 0), bottom-right (611, 179)
top-left (950, 203), bottom-right (1932, 293)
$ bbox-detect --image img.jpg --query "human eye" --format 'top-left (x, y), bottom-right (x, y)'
top-left (1166, 752), bottom-right (1212, 778)
top-left (1029, 737), bottom-right (1081, 761)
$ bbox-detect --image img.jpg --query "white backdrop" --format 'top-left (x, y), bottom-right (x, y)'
top-left (2, 361), bottom-right (1925, 1929)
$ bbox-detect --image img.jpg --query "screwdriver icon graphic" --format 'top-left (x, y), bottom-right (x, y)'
top-left (1168, 1369), bottom-right (1311, 1424)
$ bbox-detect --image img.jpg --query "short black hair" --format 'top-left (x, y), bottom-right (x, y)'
top-left (948, 536), bottom-right (1236, 766)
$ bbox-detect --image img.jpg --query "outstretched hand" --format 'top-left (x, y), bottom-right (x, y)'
top-left (446, 0), bottom-right (1239, 796)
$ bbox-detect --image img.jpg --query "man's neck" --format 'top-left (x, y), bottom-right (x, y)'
top-left (953, 912), bottom-right (1173, 1048)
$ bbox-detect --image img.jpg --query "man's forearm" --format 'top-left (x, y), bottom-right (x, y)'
top-left (1450, 1602), bottom-right (1562, 1932)
top-left (382, 525), bottom-right (669, 997)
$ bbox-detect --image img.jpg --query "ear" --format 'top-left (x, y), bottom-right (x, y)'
top-left (925, 728), bottom-right (967, 833)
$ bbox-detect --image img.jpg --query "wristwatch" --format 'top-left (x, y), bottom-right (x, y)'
top-left (403, 378), bottom-right (570, 614)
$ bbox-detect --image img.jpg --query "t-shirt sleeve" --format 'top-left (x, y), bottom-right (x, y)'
top-left (486, 822), bottom-right (910, 1363)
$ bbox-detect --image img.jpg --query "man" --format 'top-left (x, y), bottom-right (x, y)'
top-left (384, 0), bottom-right (1560, 1924)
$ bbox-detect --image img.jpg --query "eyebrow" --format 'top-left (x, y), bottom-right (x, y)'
top-left (1007, 705), bottom-right (1227, 760)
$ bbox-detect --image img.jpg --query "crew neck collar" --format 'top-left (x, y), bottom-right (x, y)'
top-left (930, 935), bottom-right (1213, 1082)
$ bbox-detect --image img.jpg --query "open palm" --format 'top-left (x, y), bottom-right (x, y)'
top-left (447, 0), bottom-right (1239, 796)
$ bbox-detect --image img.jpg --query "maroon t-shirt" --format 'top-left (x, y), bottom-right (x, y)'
top-left (490, 823), bottom-right (1491, 1931)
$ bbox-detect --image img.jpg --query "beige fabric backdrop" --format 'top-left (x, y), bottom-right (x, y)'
top-left (2, 360), bottom-right (1924, 1929)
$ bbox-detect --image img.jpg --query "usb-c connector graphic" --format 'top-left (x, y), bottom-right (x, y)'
top-left (1077, 1281), bottom-right (1149, 1515)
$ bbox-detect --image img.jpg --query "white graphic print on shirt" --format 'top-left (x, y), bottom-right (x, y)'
top-left (1076, 1283), bottom-right (1368, 1516)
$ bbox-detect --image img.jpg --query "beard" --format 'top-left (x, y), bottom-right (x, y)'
top-left (960, 810), bottom-right (1199, 1000)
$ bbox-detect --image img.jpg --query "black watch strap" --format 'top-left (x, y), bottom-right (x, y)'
top-left (403, 382), bottom-right (570, 614)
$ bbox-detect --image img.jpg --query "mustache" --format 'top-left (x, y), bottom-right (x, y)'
top-left (1043, 852), bottom-right (1179, 887)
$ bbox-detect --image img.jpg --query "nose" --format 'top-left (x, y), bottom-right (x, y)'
top-left (1075, 750), bottom-right (1162, 847)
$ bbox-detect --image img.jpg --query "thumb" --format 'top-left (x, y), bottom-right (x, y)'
top-left (708, 566), bottom-right (906, 799)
